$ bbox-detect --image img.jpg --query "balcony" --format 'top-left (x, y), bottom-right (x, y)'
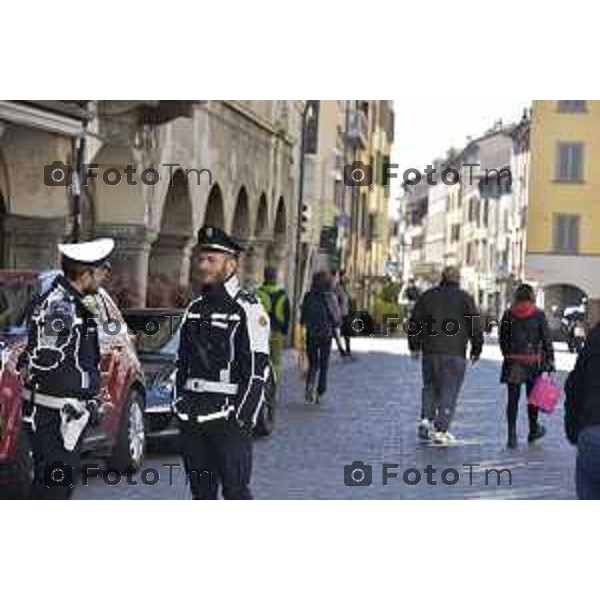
top-left (346, 109), bottom-right (369, 149)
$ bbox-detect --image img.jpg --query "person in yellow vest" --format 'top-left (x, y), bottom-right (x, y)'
top-left (257, 266), bottom-right (290, 382)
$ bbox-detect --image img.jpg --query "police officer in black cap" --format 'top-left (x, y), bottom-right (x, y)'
top-left (174, 226), bottom-right (271, 499)
top-left (18, 238), bottom-right (114, 499)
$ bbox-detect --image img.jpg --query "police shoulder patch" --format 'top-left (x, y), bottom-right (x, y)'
top-left (239, 298), bottom-right (270, 354)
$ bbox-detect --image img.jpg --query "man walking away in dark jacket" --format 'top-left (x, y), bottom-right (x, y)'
top-left (300, 271), bottom-right (336, 404)
top-left (408, 266), bottom-right (483, 444)
top-left (499, 284), bottom-right (554, 449)
top-left (565, 321), bottom-right (600, 499)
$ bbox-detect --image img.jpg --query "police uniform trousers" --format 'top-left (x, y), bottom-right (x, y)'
top-left (30, 405), bottom-right (81, 500)
top-left (179, 418), bottom-right (253, 500)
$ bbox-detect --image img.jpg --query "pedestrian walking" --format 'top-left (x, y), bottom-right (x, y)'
top-left (300, 271), bottom-right (337, 404)
top-left (499, 284), bottom-right (554, 449)
top-left (257, 266), bottom-right (291, 384)
top-left (402, 277), bottom-right (421, 314)
top-left (18, 238), bottom-right (114, 499)
top-left (333, 270), bottom-right (354, 360)
top-left (174, 226), bottom-right (271, 500)
top-left (408, 266), bottom-right (483, 444)
top-left (565, 320), bottom-right (600, 499)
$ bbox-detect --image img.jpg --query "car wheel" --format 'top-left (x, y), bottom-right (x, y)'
top-left (0, 428), bottom-right (33, 499)
top-left (108, 389), bottom-right (146, 472)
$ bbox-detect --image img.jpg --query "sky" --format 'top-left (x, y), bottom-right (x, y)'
top-left (390, 99), bottom-right (530, 198)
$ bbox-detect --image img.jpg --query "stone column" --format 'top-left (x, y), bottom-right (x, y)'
top-left (236, 237), bottom-right (257, 291)
top-left (148, 232), bottom-right (195, 285)
top-left (94, 223), bottom-right (158, 308)
top-left (266, 240), bottom-right (288, 283)
top-left (1, 214), bottom-right (68, 269)
top-left (252, 237), bottom-right (271, 286)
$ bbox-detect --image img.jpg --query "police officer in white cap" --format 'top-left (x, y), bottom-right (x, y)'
top-left (174, 226), bottom-right (271, 499)
top-left (18, 238), bottom-right (114, 499)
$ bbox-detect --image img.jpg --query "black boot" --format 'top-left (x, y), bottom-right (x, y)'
top-left (527, 404), bottom-right (545, 443)
top-left (507, 424), bottom-right (517, 449)
top-left (528, 423), bottom-right (546, 443)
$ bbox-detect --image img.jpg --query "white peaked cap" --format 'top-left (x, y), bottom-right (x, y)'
top-left (57, 238), bottom-right (115, 266)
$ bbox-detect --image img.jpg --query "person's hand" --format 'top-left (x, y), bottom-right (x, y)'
top-left (86, 399), bottom-right (102, 427)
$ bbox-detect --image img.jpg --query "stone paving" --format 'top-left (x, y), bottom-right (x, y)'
top-left (75, 336), bottom-right (579, 499)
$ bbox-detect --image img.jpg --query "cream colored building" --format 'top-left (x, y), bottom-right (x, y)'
top-left (0, 100), bottom-right (301, 309)
top-left (345, 100), bottom-right (395, 313)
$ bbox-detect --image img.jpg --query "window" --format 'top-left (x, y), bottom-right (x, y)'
top-left (553, 214), bottom-right (580, 254)
top-left (556, 142), bottom-right (584, 181)
top-left (469, 197), bottom-right (478, 222)
top-left (368, 214), bottom-right (376, 239)
top-left (451, 224), bottom-right (460, 242)
top-left (304, 101), bottom-right (320, 154)
top-left (557, 100), bottom-right (587, 113)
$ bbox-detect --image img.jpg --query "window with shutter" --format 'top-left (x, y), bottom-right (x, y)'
top-left (553, 214), bottom-right (580, 254)
top-left (556, 142), bottom-right (584, 181)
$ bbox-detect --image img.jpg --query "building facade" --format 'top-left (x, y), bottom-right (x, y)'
top-left (525, 100), bottom-right (600, 328)
top-left (0, 101), bottom-right (301, 311)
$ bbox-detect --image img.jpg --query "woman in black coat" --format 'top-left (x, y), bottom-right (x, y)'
top-left (499, 284), bottom-right (555, 448)
top-left (300, 271), bottom-right (338, 404)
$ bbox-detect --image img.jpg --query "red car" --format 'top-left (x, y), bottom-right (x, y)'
top-left (0, 270), bottom-right (147, 499)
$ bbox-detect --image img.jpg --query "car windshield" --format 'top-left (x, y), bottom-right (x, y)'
top-left (131, 314), bottom-right (183, 355)
top-left (0, 271), bottom-right (119, 337)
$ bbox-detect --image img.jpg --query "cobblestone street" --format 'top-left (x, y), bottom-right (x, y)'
top-left (74, 336), bottom-right (578, 500)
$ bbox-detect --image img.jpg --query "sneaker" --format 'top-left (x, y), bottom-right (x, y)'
top-left (528, 424), bottom-right (546, 443)
top-left (507, 431), bottom-right (517, 449)
top-left (417, 419), bottom-right (432, 440)
top-left (431, 430), bottom-right (457, 445)
top-left (316, 392), bottom-right (325, 405)
top-left (305, 389), bottom-right (314, 403)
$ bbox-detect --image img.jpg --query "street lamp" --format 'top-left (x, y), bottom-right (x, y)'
top-left (292, 101), bottom-right (316, 345)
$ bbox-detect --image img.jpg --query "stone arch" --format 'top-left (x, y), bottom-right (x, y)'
top-left (204, 183), bottom-right (226, 228)
top-left (147, 169), bottom-right (195, 307)
top-left (542, 282), bottom-right (587, 333)
top-left (230, 186), bottom-right (253, 287)
top-left (265, 196), bottom-right (288, 284)
top-left (254, 192), bottom-right (269, 238)
top-left (231, 186), bottom-right (251, 239)
top-left (251, 192), bottom-right (270, 286)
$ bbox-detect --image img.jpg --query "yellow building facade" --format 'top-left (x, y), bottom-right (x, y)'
top-left (526, 100), bottom-right (600, 324)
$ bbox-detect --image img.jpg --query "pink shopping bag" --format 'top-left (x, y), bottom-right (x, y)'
top-left (528, 373), bottom-right (561, 414)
